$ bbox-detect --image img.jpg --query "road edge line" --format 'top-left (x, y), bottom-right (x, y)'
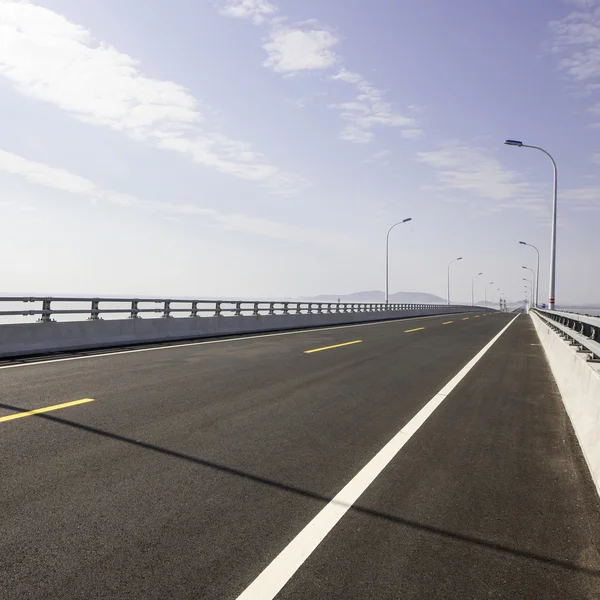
top-left (235, 314), bottom-right (520, 600)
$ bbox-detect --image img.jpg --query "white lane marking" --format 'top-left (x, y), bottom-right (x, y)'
top-left (235, 314), bottom-right (519, 600)
top-left (0, 312), bottom-right (481, 370)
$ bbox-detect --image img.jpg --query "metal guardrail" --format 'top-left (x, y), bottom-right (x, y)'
top-left (0, 297), bottom-right (482, 324)
top-left (533, 308), bottom-right (600, 361)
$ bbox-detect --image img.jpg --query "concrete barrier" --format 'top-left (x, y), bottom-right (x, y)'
top-left (0, 306), bottom-right (482, 359)
top-left (531, 312), bottom-right (600, 497)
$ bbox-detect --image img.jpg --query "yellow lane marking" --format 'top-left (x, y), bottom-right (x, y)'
top-left (405, 327), bottom-right (425, 333)
top-left (0, 398), bottom-right (95, 423)
top-left (474, 316), bottom-right (480, 318)
top-left (443, 321), bottom-right (453, 325)
top-left (462, 317), bottom-right (470, 320)
top-left (304, 340), bottom-right (362, 354)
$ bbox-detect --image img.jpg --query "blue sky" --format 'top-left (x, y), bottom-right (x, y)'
top-left (0, 0), bottom-right (598, 303)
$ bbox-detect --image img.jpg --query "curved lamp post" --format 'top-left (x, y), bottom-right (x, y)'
top-left (385, 218), bottom-right (412, 304)
top-left (506, 140), bottom-right (557, 309)
top-left (447, 257), bottom-right (463, 306)
top-left (519, 241), bottom-right (540, 308)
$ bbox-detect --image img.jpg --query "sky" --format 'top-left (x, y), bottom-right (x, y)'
top-left (0, 0), bottom-right (598, 304)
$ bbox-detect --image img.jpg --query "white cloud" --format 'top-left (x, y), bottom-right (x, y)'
top-left (220, 0), bottom-right (342, 79)
top-left (416, 142), bottom-right (544, 212)
top-left (263, 26), bottom-right (339, 73)
top-left (550, 2), bottom-right (600, 152)
top-left (330, 70), bottom-right (419, 144)
top-left (550, 4), bottom-right (600, 84)
top-left (589, 101), bottom-right (600, 126)
top-left (362, 149), bottom-right (391, 165)
top-left (0, 0), bottom-right (298, 192)
top-left (331, 68), bottom-right (363, 85)
top-left (0, 148), bottom-right (353, 245)
top-left (220, 0), bottom-right (277, 24)
top-left (401, 129), bottom-right (425, 139)
top-left (218, 2), bottom-right (420, 144)
top-left (562, 185), bottom-right (600, 210)
top-left (592, 152), bottom-right (600, 162)
top-left (371, 150), bottom-right (391, 160)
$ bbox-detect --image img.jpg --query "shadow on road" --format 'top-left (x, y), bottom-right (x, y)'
top-left (2, 400), bottom-right (598, 579)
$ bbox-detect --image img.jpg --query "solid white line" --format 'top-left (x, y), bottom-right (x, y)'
top-left (235, 314), bottom-right (519, 600)
top-left (0, 312), bottom-right (479, 370)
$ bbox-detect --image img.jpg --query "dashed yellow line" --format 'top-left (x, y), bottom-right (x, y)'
top-left (304, 340), bottom-right (362, 354)
top-left (474, 315), bottom-right (480, 318)
top-left (405, 327), bottom-right (425, 333)
top-left (462, 317), bottom-right (470, 321)
top-left (443, 321), bottom-right (453, 325)
top-left (0, 398), bottom-right (95, 423)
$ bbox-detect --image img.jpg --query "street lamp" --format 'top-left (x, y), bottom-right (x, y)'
top-left (471, 272), bottom-right (483, 307)
top-left (491, 287), bottom-right (499, 308)
top-left (485, 281), bottom-right (493, 309)
top-left (505, 140), bottom-right (558, 310)
top-left (447, 257), bottom-right (463, 306)
top-left (385, 218), bottom-right (412, 304)
top-left (522, 266), bottom-right (536, 306)
top-left (523, 278), bottom-right (533, 305)
top-left (519, 241), bottom-right (540, 308)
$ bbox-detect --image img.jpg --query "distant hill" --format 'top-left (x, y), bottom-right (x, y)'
top-left (297, 291), bottom-right (447, 304)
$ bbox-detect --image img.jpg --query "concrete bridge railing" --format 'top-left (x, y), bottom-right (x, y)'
top-left (531, 309), bottom-right (600, 498)
top-left (0, 296), bottom-right (489, 359)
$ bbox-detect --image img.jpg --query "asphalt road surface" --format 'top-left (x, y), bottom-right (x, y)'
top-left (1, 312), bottom-right (599, 599)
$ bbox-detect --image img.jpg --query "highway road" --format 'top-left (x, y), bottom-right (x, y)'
top-left (1, 312), bottom-right (599, 599)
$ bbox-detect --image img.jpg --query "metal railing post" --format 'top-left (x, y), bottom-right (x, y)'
top-left (162, 301), bottom-right (172, 318)
top-left (283, 302), bottom-right (290, 315)
top-left (214, 302), bottom-right (222, 317)
top-left (89, 299), bottom-right (101, 320)
top-left (130, 300), bottom-right (139, 319)
top-left (253, 302), bottom-right (260, 316)
top-left (190, 301), bottom-right (199, 317)
top-left (269, 302), bottom-right (276, 315)
top-left (39, 299), bottom-right (52, 323)
top-left (235, 302), bottom-right (242, 316)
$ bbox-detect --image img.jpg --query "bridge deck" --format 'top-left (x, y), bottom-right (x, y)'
top-left (1, 314), bottom-right (599, 599)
